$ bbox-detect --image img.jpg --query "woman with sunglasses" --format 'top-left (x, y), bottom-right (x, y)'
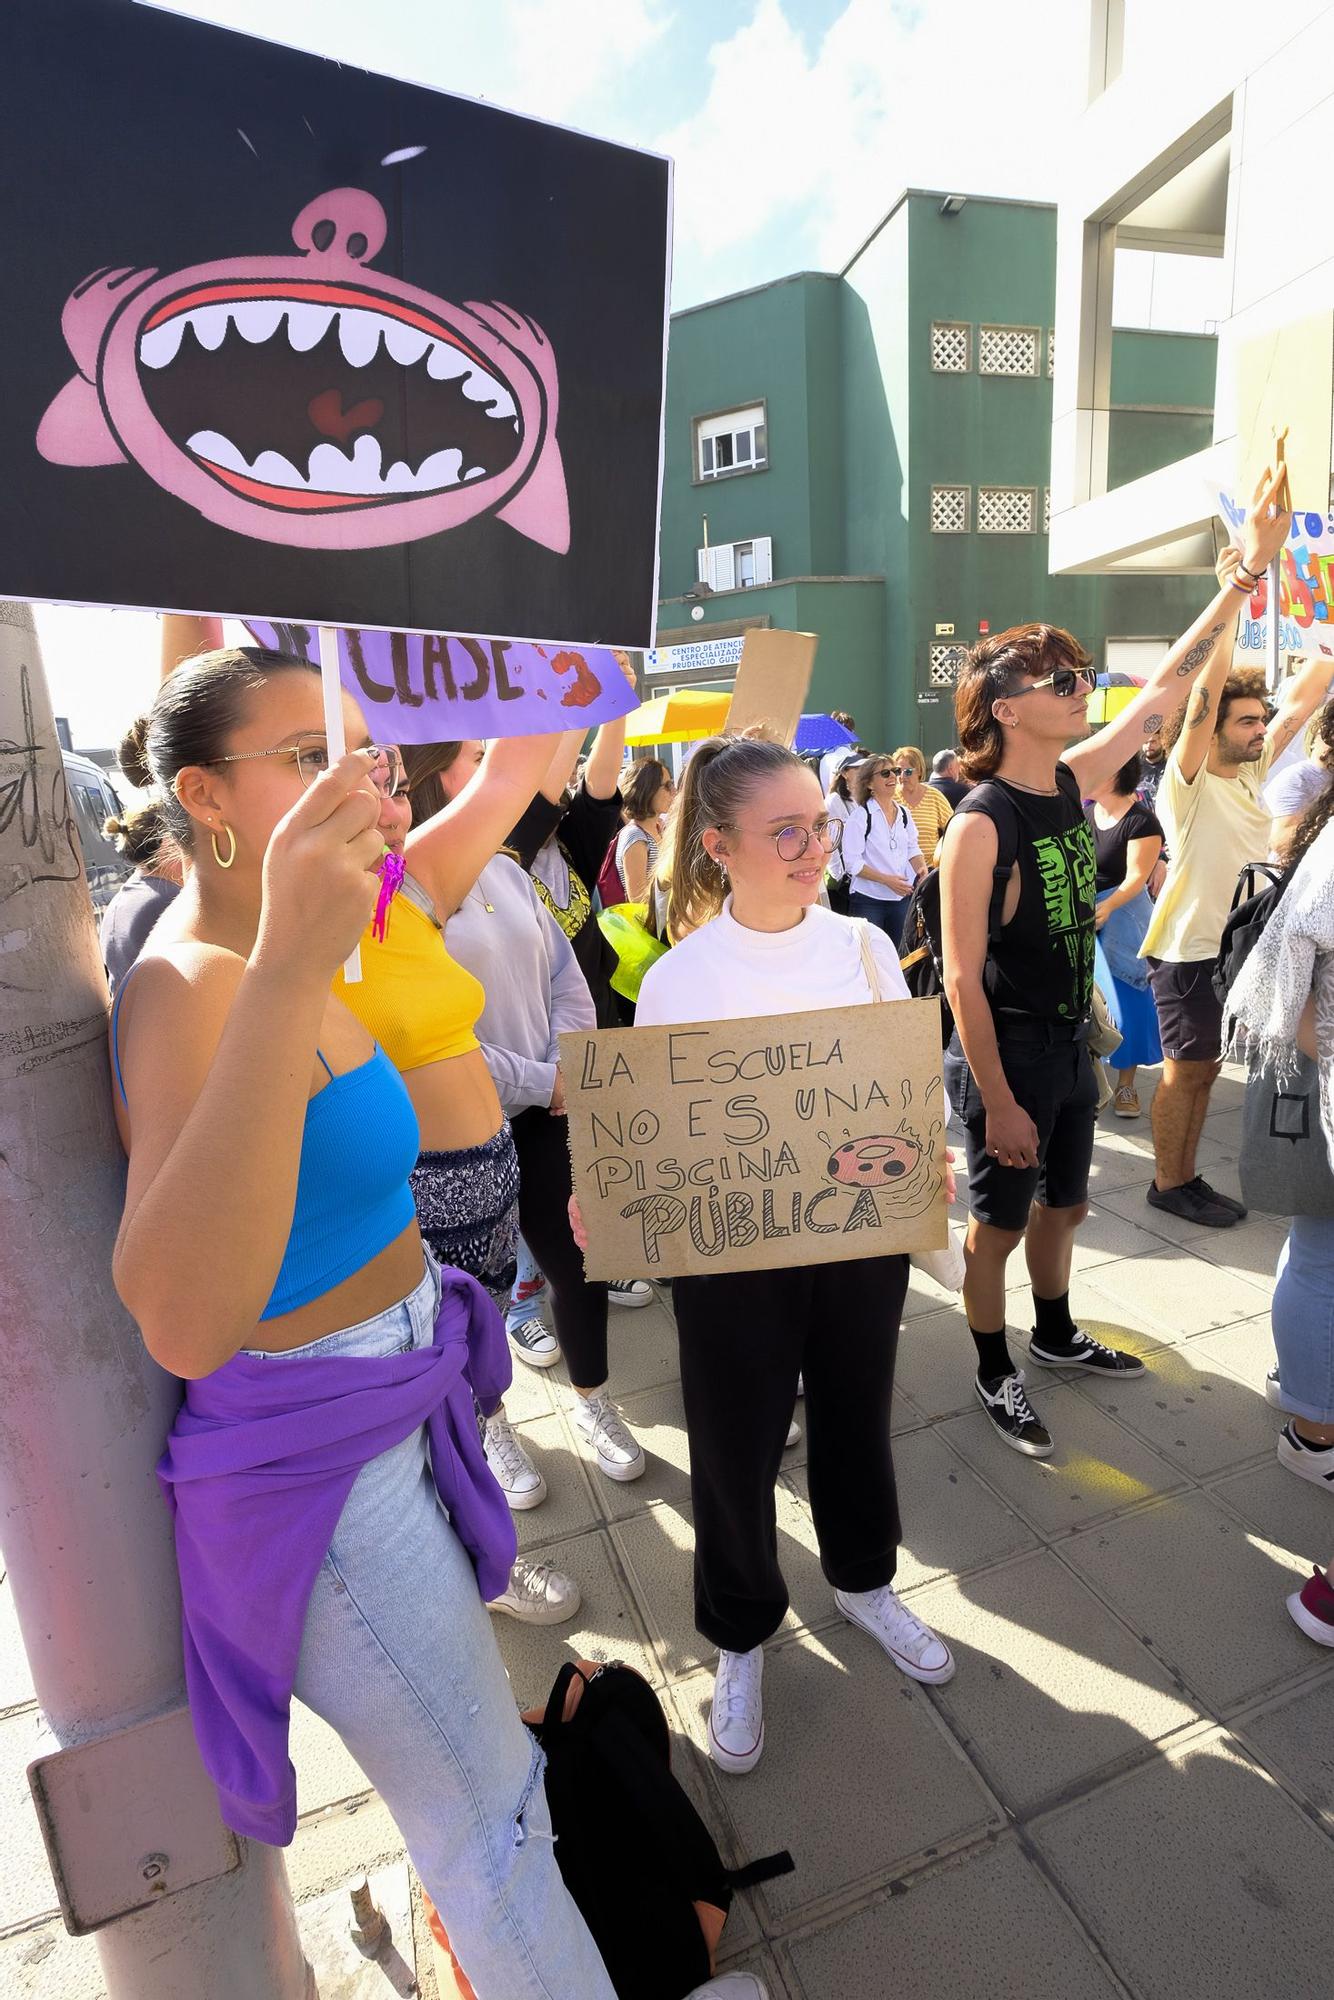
top-left (110, 648), bottom-right (618, 1998)
top-left (840, 756), bottom-right (927, 946)
top-left (938, 469), bottom-right (1293, 1461)
top-left (890, 745), bottom-right (953, 866)
top-left (604, 735), bottom-right (956, 1778)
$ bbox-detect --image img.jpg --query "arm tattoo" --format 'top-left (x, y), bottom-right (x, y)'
top-left (1141, 713), bottom-right (1163, 733)
top-left (1175, 621), bottom-right (1226, 675)
top-left (1187, 687), bottom-right (1212, 729)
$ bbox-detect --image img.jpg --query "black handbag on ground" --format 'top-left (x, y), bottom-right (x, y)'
top-left (532, 1661), bottom-right (793, 2000)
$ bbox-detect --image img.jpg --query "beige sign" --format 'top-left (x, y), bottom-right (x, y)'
top-left (726, 629), bottom-right (818, 746)
top-left (1235, 314), bottom-right (1334, 513)
top-left (560, 998), bottom-right (947, 1280)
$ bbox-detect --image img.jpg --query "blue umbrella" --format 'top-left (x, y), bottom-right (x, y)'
top-left (794, 713), bottom-right (855, 754)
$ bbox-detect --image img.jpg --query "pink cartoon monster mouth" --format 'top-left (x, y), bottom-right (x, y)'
top-left (36, 188), bottom-right (569, 554)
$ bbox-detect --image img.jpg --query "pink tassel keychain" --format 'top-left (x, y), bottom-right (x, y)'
top-left (372, 848), bottom-right (407, 942)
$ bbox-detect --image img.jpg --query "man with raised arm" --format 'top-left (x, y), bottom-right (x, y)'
top-left (1141, 595), bottom-right (1333, 1226)
top-left (938, 472), bottom-right (1291, 1459)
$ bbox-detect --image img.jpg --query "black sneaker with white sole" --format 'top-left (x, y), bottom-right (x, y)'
top-left (1028, 1328), bottom-right (1146, 1375)
top-left (608, 1278), bottom-right (652, 1309)
top-left (976, 1370), bottom-right (1053, 1456)
top-left (506, 1312), bottom-right (561, 1369)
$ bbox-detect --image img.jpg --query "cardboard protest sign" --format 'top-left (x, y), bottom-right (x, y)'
top-left (1235, 317), bottom-right (1334, 515)
top-left (726, 631), bottom-right (818, 746)
top-left (560, 999), bottom-right (947, 1280)
top-left (1217, 492), bottom-right (1334, 664)
top-left (1, 0), bottom-right (671, 649)
top-left (243, 620), bottom-right (638, 741)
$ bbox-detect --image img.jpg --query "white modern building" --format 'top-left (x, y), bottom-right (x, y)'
top-left (1050, 0), bottom-right (1334, 578)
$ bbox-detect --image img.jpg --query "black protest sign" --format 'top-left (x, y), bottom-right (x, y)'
top-left (560, 1000), bottom-right (948, 1280)
top-left (1, 0), bottom-right (671, 648)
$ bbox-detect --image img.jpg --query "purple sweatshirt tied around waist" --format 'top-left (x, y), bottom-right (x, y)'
top-left (157, 1268), bottom-right (516, 1846)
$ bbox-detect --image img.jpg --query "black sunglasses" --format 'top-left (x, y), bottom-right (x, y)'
top-left (997, 665), bottom-right (1097, 701)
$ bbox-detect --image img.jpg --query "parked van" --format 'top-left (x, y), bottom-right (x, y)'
top-left (62, 752), bottom-right (132, 914)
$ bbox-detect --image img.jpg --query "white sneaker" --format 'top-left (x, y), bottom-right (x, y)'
top-left (484, 1416), bottom-right (547, 1510)
top-left (784, 1417), bottom-right (801, 1448)
top-left (489, 1557), bottom-right (581, 1624)
top-left (506, 1311), bottom-right (561, 1369)
top-left (708, 1647), bottom-right (764, 1773)
top-left (1265, 1366), bottom-right (1283, 1410)
top-left (572, 1389), bottom-right (645, 1483)
top-left (685, 1977), bottom-right (769, 1999)
top-left (1277, 1422), bottom-right (1334, 1493)
top-left (836, 1584), bottom-right (956, 1684)
top-left (609, 1278), bottom-right (653, 1309)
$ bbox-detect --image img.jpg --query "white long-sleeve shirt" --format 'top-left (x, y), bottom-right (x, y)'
top-left (839, 798), bottom-right (923, 904)
top-left (444, 854), bottom-right (595, 1116)
top-left (635, 897), bottom-right (912, 1026)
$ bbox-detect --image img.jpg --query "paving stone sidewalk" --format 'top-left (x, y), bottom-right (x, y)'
top-left (4, 1069), bottom-right (1334, 1998)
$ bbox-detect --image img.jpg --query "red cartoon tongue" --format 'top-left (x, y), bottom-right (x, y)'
top-left (308, 389), bottom-right (384, 443)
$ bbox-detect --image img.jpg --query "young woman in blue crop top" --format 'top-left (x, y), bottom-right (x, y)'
top-left (111, 645), bottom-right (618, 2000)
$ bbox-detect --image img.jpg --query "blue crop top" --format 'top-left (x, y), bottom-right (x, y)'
top-left (111, 970), bottom-right (420, 1320)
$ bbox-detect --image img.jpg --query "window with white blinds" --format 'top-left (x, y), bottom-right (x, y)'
top-left (696, 537), bottom-right (773, 591)
top-left (696, 405), bottom-right (768, 479)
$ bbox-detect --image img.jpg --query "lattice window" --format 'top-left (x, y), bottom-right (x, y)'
top-left (977, 486), bottom-right (1035, 534)
top-left (1043, 486), bottom-right (1051, 533)
top-left (930, 322), bottom-right (970, 372)
top-left (929, 644), bottom-right (966, 687)
top-left (1047, 328), bottom-right (1055, 377)
top-left (978, 325), bottom-right (1040, 377)
top-left (930, 484), bottom-right (969, 534)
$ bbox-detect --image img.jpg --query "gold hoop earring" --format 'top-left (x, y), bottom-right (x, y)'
top-left (210, 821), bottom-right (237, 870)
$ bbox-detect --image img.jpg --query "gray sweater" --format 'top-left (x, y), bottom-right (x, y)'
top-left (443, 854), bottom-right (596, 1118)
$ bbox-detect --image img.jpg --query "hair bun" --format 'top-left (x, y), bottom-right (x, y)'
top-left (117, 714), bottom-right (153, 791)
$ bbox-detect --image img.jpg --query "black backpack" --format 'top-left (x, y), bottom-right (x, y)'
top-left (1212, 861), bottom-right (1290, 1010)
top-left (533, 1661), bottom-right (793, 2000)
top-left (897, 779), bottom-right (1024, 1047)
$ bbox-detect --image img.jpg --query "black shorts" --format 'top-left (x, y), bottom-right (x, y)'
top-left (945, 1024), bottom-right (1099, 1233)
top-left (1145, 957), bottom-right (1223, 1063)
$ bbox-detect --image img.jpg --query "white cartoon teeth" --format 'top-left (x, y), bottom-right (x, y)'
top-left (187, 428), bottom-right (484, 496)
top-left (137, 301), bottom-right (512, 412)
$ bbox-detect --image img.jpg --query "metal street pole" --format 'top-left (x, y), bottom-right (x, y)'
top-left (0, 603), bottom-right (313, 1997)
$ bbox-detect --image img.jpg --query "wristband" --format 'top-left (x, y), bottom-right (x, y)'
top-left (1230, 577), bottom-right (1253, 595)
top-left (1237, 563), bottom-right (1265, 586)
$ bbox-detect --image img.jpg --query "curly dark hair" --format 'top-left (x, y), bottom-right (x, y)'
top-left (1160, 666), bottom-right (1267, 756)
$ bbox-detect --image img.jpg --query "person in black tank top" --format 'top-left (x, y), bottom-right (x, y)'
top-left (936, 473), bottom-right (1292, 1460)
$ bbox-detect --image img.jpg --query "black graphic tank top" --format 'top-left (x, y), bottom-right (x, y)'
top-left (956, 764), bottom-right (1096, 1023)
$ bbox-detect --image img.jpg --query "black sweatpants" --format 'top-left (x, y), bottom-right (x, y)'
top-left (510, 1105), bottom-right (609, 1389)
top-left (672, 1254), bottom-right (908, 1653)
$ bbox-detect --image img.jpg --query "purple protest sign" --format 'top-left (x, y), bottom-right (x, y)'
top-left (243, 619), bottom-right (638, 742)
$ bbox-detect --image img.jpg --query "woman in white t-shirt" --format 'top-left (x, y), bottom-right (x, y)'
top-left (841, 755), bottom-right (926, 947)
top-left (628, 736), bottom-right (955, 1777)
top-left (1265, 705), bottom-right (1334, 862)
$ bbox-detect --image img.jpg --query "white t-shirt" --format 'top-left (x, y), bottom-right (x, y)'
top-left (819, 745), bottom-right (859, 793)
top-left (636, 898), bottom-right (911, 1027)
top-left (838, 797), bottom-right (923, 904)
top-left (1263, 756), bottom-right (1328, 820)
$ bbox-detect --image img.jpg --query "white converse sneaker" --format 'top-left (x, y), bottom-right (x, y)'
top-left (484, 1415), bottom-right (547, 1510)
top-left (708, 1646), bottom-right (764, 1773)
top-left (685, 1977), bottom-right (769, 1999)
top-left (784, 1417), bottom-right (801, 1448)
top-left (488, 1557), bottom-right (581, 1624)
top-left (836, 1584), bottom-right (956, 1684)
top-left (506, 1310), bottom-right (561, 1370)
top-left (572, 1388), bottom-right (645, 1482)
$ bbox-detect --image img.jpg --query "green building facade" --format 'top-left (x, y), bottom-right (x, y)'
top-left (655, 191), bottom-right (1217, 750)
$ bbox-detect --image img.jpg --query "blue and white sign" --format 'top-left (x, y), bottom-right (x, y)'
top-left (644, 635), bottom-right (746, 678)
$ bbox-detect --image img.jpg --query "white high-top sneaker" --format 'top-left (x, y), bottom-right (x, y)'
top-left (708, 1646), bottom-right (764, 1773)
top-left (483, 1414), bottom-right (547, 1510)
top-left (572, 1388), bottom-right (646, 1482)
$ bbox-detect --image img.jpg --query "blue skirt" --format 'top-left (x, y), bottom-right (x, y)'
top-left (1095, 936), bottom-right (1162, 1069)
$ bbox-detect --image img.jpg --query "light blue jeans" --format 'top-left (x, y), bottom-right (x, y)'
top-left (1272, 1215), bottom-right (1334, 1424)
top-left (269, 1259), bottom-right (614, 1998)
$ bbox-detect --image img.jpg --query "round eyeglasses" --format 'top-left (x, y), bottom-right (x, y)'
top-left (722, 816), bottom-right (843, 862)
top-left (210, 735), bottom-right (406, 796)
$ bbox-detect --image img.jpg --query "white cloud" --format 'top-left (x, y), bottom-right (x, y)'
top-left (661, 0), bottom-right (1087, 293)
top-left (504, 0), bottom-right (672, 123)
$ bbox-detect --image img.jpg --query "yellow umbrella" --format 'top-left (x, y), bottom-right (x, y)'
top-left (622, 688), bottom-right (733, 745)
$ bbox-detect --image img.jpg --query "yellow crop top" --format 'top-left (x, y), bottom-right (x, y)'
top-left (335, 881), bottom-right (484, 1071)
